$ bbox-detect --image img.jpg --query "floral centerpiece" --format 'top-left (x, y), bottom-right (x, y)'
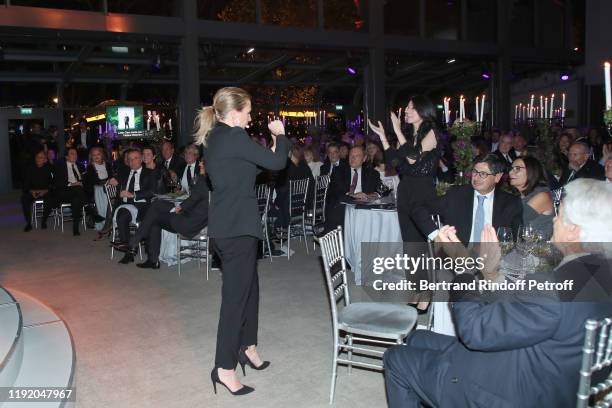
top-left (535, 119), bottom-right (560, 177)
top-left (449, 119), bottom-right (477, 184)
top-left (605, 109), bottom-right (612, 137)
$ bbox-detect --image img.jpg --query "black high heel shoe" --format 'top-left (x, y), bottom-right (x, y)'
top-left (210, 367), bottom-right (254, 396)
top-left (237, 346), bottom-right (270, 376)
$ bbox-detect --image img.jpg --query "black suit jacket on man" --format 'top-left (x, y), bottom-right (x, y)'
top-left (203, 122), bottom-right (291, 239)
top-left (115, 167), bottom-right (156, 221)
top-left (74, 131), bottom-right (99, 150)
top-left (53, 160), bottom-right (86, 194)
top-left (163, 154), bottom-right (186, 178)
top-left (559, 159), bottom-right (605, 186)
top-left (493, 148), bottom-right (517, 166)
top-left (320, 158), bottom-right (349, 176)
top-left (170, 176), bottom-right (210, 238)
top-left (429, 254), bottom-right (612, 407)
top-left (410, 184), bottom-right (523, 244)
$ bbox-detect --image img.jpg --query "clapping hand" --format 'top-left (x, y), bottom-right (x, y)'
top-left (119, 190), bottom-right (134, 199)
top-left (268, 120), bottom-right (285, 137)
top-left (479, 224), bottom-right (502, 281)
top-left (435, 225), bottom-right (461, 243)
top-left (603, 143), bottom-right (612, 162)
top-left (390, 109), bottom-right (403, 136)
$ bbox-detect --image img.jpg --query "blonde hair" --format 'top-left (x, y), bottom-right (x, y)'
top-left (88, 146), bottom-right (106, 164)
top-left (193, 86), bottom-right (251, 146)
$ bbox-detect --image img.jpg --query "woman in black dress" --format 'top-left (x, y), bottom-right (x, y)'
top-left (196, 87), bottom-right (290, 396)
top-left (368, 95), bottom-right (439, 242)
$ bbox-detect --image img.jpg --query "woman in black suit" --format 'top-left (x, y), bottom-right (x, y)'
top-left (196, 87), bottom-right (290, 396)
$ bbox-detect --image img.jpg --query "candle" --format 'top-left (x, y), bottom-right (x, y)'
top-left (544, 97), bottom-right (548, 119)
top-left (323, 110), bottom-right (326, 126)
top-left (475, 96), bottom-right (480, 123)
top-left (460, 95), bottom-right (465, 121)
top-left (562, 93), bottom-right (566, 118)
top-left (605, 62), bottom-right (611, 109)
top-left (529, 95), bottom-right (534, 119)
top-left (515, 104), bottom-right (518, 121)
top-left (168, 118), bottom-right (172, 131)
top-left (550, 94), bottom-right (555, 118)
top-left (480, 94), bottom-right (485, 122)
top-left (539, 95), bottom-right (544, 118)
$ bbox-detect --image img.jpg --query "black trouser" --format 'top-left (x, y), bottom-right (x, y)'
top-left (383, 330), bottom-right (455, 408)
top-left (21, 191), bottom-right (54, 226)
top-left (116, 207), bottom-right (137, 243)
top-left (57, 186), bottom-right (87, 233)
top-left (130, 200), bottom-right (175, 262)
top-left (212, 236), bottom-right (259, 369)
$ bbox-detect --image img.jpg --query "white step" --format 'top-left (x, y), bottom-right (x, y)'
top-left (0, 288), bottom-right (22, 391)
top-left (0, 289), bottom-right (75, 408)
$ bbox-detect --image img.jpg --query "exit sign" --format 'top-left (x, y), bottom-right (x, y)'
top-left (335, 105), bottom-right (343, 110)
top-left (20, 108), bottom-right (32, 115)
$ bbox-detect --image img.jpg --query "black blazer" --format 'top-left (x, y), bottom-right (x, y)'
top-left (23, 163), bottom-right (54, 192)
top-left (114, 167), bottom-right (156, 220)
top-left (327, 165), bottom-right (383, 209)
top-left (320, 158), bottom-right (349, 176)
top-left (84, 161), bottom-right (113, 197)
top-left (203, 122), bottom-right (291, 239)
top-left (74, 131), bottom-right (99, 150)
top-left (162, 154), bottom-right (186, 178)
top-left (170, 176), bottom-right (210, 238)
top-left (493, 149), bottom-right (517, 166)
top-left (411, 184), bottom-right (523, 244)
top-left (443, 254), bottom-right (612, 407)
top-left (559, 159), bottom-right (605, 186)
top-left (53, 160), bottom-right (85, 194)
top-left (179, 160), bottom-right (201, 192)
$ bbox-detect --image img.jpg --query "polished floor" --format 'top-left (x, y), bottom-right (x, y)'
top-left (0, 193), bottom-right (390, 408)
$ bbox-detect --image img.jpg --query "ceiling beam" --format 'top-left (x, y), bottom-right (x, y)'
top-left (235, 54), bottom-right (294, 85)
top-left (62, 44), bottom-right (94, 84)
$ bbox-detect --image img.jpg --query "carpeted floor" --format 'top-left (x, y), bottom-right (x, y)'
top-left (0, 192), bottom-right (395, 408)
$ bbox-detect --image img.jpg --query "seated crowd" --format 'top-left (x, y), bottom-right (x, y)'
top-left (17, 114), bottom-right (612, 406)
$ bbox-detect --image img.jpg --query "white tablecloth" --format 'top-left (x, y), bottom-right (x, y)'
top-left (343, 205), bottom-right (402, 285)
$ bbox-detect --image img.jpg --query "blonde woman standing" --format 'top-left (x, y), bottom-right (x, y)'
top-left (195, 87), bottom-right (290, 396)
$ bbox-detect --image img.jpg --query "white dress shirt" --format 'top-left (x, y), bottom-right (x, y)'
top-left (124, 167), bottom-right (145, 203)
top-left (469, 189), bottom-right (495, 243)
top-left (66, 161), bottom-right (81, 185)
top-left (93, 162), bottom-right (108, 180)
top-left (164, 158), bottom-right (172, 169)
top-left (181, 163), bottom-right (196, 193)
top-left (80, 132), bottom-right (88, 148)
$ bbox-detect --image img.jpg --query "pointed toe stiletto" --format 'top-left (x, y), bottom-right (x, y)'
top-left (210, 368), bottom-right (254, 396)
top-left (238, 346), bottom-right (270, 376)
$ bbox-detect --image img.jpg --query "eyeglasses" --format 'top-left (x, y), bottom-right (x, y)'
top-left (471, 170), bottom-right (494, 179)
top-left (510, 165), bottom-right (525, 173)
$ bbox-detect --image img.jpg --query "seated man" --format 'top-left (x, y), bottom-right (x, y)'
top-left (559, 141), bottom-right (605, 186)
top-left (324, 145), bottom-right (382, 233)
top-left (411, 153), bottom-right (523, 245)
top-left (21, 150), bottom-right (54, 231)
top-left (119, 174), bottom-right (211, 267)
top-left (384, 178), bottom-right (612, 408)
top-left (53, 147), bottom-right (103, 236)
top-left (108, 149), bottom-right (156, 263)
top-left (178, 144), bottom-right (200, 194)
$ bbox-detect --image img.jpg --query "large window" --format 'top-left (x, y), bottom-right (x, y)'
top-left (537, 0), bottom-right (565, 48)
top-left (508, 0), bottom-right (534, 46)
top-left (199, 0), bottom-right (257, 23)
top-left (10, 0), bottom-right (102, 11)
top-left (324, 0), bottom-right (366, 32)
top-left (384, 0), bottom-right (419, 37)
top-left (261, 0), bottom-right (317, 28)
top-left (466, 0), bottom-right (497, 42)
top-left (426, 0), bottom-right (460, 40)
top-left (107, 0), bottom-right (176, 16)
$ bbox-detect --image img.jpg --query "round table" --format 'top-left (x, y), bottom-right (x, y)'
top-left (343, 203), bottom-right (402, 285)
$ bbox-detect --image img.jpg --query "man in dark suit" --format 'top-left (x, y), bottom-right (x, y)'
top-left (324, 145), bottom-right (383, 232)
top-left (320, 142), bottom-right (349, 176)
top-left (108, 149), bottom-right (156, 263)
top-left (492, 132), bottom-right (517, 167)
top-left (411, 153), bottom-right (522, 244)
top-left (53, 147), bottom-right (103, 235)
top-left (74, 120), bottom-right (99, 161)
top-left (559, 142), bottom-right (605, 186)
top-left (384, 179), bottom-right (612, 408)
top-left (160, 140), bottom-right (186, 180)
top-left (178, 144), bottom-right (200, 194)
top-left (121, 175), bottom-right (211, 268)
top-left (21, 150), bottom-right (54, 232)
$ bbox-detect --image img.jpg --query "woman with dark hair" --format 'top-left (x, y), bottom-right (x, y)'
top-left (365, 141), bottom-right (384, 168)
top-left (508, 156), bottom-right (554, 239)
top-left (554, 132), bottom-right (572, 170)
top-left (471, 136), bottom-right (490, 158)
top-left (368, 95), bottom-right (439, 242)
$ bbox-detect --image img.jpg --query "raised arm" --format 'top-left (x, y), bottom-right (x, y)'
top-left (234, 124), bottom-right (291, 171)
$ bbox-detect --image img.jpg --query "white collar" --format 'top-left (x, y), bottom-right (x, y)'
top-left (474, 188), bottom-right (495, 200)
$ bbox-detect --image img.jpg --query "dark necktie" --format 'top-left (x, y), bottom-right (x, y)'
top-left (349, 169), bottom-right (358, 194)
top-left (71, 164), bottom-right (81, 182)
top-left (128, 171), bottom-right (136, 194)
top-left (187, 165), bottom-right (193, 186)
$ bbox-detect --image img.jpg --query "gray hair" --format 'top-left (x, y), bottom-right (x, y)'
top-left (563, 179), bottom-right (612, 249)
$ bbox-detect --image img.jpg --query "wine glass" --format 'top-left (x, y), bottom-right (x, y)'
top-left (496, 227), bottom-right (514, 255)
